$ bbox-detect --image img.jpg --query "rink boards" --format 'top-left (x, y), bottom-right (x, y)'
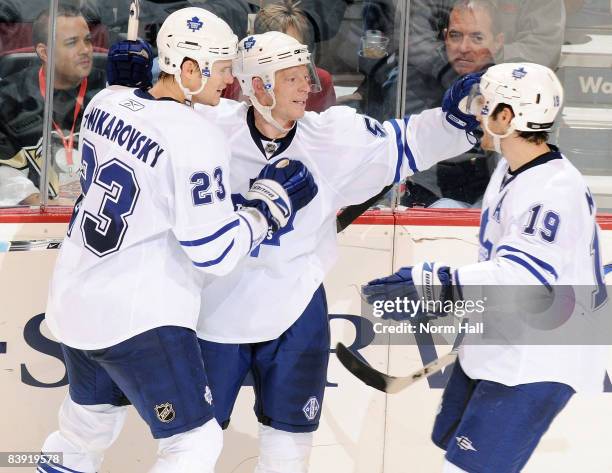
top-left (1, 209), bottom-right (611, 473)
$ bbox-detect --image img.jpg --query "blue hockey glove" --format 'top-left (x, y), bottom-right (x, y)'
top-left (245, 159), bottom-right (318, 232)
top-left (362, 262), bottom-right (454, 320)
top-left (442, 71), bottom-right (483, 133)
top-left (256, 158), bottom-right (317, 213)
top-left (106, 40), bottom-right (153, 88)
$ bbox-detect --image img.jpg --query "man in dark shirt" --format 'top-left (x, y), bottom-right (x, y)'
top-left (0, 4), bottom-right (105, 205)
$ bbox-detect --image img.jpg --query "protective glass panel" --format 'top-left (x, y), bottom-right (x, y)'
top-left (1, 0), bottom-right (610, 214)
top-left (397, 0), bottom-right (612, 213)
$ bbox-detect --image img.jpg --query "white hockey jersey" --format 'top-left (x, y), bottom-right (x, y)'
top-left (195, 100), bottom-right (473, 343)
top-left (457, 147), bottom-right (609, 393)
top-left (45, 88), bottom-right (267, 350)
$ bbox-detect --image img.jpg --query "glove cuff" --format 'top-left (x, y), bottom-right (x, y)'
top-left (245, 179), bottom-right (292, 230)
top-left (411, 262), bottom-right (454, 303)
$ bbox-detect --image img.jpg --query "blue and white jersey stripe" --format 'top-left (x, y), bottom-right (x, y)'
top-left (193, 239), bottom-right (235, 267)
top-left (179, 219), bottom-right (239, 247)
top-left (496, 245), bottom-right (558, 283)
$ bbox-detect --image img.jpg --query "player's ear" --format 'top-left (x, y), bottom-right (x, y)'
top-left (35, 43), bottom-right (48, 63)
top-left (501, 106), bottom-right (515, 124)
top-left (252, 77), bottom-right (274, 106)
top-left (181, 58), bottom-right (199, 77)
top-left (179, 59), bottom-right (189, 74)
top-left (252, 77), bottom-right (265, 94)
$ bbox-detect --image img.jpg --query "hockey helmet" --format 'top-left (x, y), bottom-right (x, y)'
top-left (233, 31), bottom-right (321, 130)
top-left (156, 7), bottom-right (238, 98)
top-left (475, 63), bottom-right (564, 133)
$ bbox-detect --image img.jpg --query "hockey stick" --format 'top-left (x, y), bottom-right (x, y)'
top-left (127, 0), bottom-right (140, 40)
top-left (336, 184), bottom-right (393, 233)
top-left (336, 263), bottom-right (612, 392)
top-left (0, 239), bottom-right (63, 252)
top-left (335, 342), bottom-right (457, 394)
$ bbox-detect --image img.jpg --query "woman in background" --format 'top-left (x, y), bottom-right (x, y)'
top-left (223, 0), bottom-right (336, 112)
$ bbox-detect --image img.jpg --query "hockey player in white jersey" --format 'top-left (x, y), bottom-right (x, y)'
top-left (187, 31), bottom-right (482, 472)
top-left (39, 9), bottom-right (317, 473)
top-left (363, 63), bottom-right (609, 472)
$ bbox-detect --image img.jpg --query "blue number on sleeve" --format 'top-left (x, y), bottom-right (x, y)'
top-left (81, 159), bottom-right (140, 256)
top-left (214, 167), bottom-right (226, 201)
top-left (523, 204), bottom-right (542, 236)
top-left (364, 116), bottom-right (387, 137)
top-left (523, 205), bottom-right (560, 243)
top-left (190, 171), bottom-right (213, 206)
top-left (591, 224), bottom-right (608, 310)
top-left (540, 211), bottom-right (560, 243)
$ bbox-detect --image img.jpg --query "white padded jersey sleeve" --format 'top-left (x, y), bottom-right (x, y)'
top-left (313, 106), bottom-right (473, 208)
top-left (169, 119), bottom-right (267, 276)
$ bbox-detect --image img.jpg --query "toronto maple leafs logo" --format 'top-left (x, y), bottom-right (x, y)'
top-left (187, 16), bottom-right (203, 32)
top-left (244, 36), bottom-right (256, 51)
top-left (232, 191), bottom-right (295, 257)
top-left (512, 67), bottom-right (527, 80)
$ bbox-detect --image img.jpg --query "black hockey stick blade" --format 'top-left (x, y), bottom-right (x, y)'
top-left (336, 342), bottom-right (458, 394)
top-left (336, 184), bottom-right (393, 233)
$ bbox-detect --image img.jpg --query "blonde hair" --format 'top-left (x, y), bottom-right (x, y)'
top-left (253, 0), bottom-right (311, 44)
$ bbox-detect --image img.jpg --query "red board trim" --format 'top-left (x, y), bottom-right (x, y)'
top-left (1, 207), bottom-right (612, 230)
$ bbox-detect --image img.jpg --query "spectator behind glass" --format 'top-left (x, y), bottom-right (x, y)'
top-left (0, 4), bottom-right (105, 206)
top-left (222, 0), bottom-right (336, 112)
top-left (363, 0), bottom-right (565, 121)
top-left (0, 0), bottom-right (108, 52)
top-left (406, 0), bottom-right (565, 93)
top-left (403, 0), bottom-right (502, 208)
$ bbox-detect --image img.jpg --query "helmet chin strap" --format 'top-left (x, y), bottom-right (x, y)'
top-left (483, 115), bottom-right (516, 154)
top-left (175, 72), bottom-right (207, 105)
top-left (251, 92), bottom-right (293, 133)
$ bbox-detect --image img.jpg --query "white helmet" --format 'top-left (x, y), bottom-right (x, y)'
top-left (233, 31), bottom-right (321, 131)
top-left (157, 7), bottom-right (238, 100)
top-left (475, 63), bottom-right (564, 151)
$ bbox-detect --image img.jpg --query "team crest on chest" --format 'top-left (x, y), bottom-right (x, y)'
top-left (154, 402), bottom-right (176, 423)
top-left (231, 190), bottom-right (296, 257)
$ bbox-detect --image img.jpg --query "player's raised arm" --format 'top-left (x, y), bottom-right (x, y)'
top-left (362, 63), bottom-right (604, 319)
top-left (387, 71), bottom-right (484, 178)
top-left (318, 73), bottom-right (482, 209)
